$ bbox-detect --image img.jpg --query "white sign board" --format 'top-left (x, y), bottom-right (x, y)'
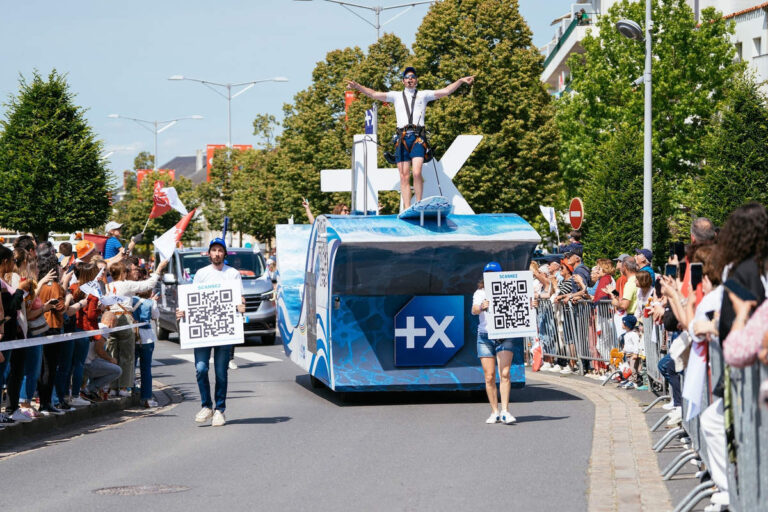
top-left (178, 282), bottom-right (244, 349)
top-left (483, 270), bottom-right (535, 339)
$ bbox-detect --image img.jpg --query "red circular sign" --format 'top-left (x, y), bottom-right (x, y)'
top-left (569, 197), bottom-right (584, 230)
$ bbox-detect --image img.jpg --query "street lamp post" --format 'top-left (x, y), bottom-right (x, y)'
top-left (617, 1), bottom-right (653, 249)
top-left (107, 114), bottom-right (203, 170)
top-left (168, 76), bottom-right (288, 148)
top-left (296, 0), bottom-right (435, 40)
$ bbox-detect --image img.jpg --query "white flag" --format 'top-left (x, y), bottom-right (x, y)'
top-left (154, 209), bottom-right (196, 261)
top-left (539, 205), bottom-right (558, 234)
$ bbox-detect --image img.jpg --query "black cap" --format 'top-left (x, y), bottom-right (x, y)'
top-left (402, 66), bottom-right (417, 78)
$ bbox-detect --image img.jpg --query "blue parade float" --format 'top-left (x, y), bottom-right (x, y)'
top-left (275, 211), bottom-right (541, 392)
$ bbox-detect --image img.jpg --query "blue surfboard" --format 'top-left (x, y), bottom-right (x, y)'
top-left (398, 196), bottom-right (453, 226)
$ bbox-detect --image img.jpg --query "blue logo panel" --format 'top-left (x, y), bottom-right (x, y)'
top-left (394, 296), bottom-right (464, 366)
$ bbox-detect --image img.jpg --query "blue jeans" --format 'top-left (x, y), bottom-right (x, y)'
top-left (54, 340), bottom-right (75, 403)
top-left (84, 358), bottom-right (122, 392)
top-left (476, 331), bottom-right (515, 358)
top-left (135, 343), bottom-right (154, 401)
top-left (70, 336), bottom-right (90, 396)
top-left (20, 344), bottom-right (43, 401)
top-left (194, 345), bottom-right (230, 411)
top-left (658, 354), bottom-right (682, 406)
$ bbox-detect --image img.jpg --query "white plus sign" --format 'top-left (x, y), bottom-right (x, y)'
top-left (394, 316), bottom-right (426, 349)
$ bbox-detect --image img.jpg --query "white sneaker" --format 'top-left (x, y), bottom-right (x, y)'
top-left (662, 402), bottom-right (676, 411)
top-left (500, 410), bottom-right (517, 424)
top-left (142, 399), bottom-right (159, 408)
top-left (211, 410), bottom-right (226, 427)
top-left (118, 389), bottom-right (132, 398)
top-left (666, 407), bottom-right (683, 426)
top-left (69, 396), bottom-right (91, 407)
top-left (11, 409), bottom-right (33, 423)
top-left (550, 364), bottom-right (562, 372)
top-left (228, 360), bottom-right (238, 370)
top-left (540, 362), bottom-right (552, 370)
top-left (560, 366), bottom-right (574, 374)
top-left (194, 407), bottom-right (213, 423)
top-left (485, 412), bottom-right (500, 424)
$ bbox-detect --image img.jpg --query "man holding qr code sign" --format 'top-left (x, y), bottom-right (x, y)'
top-left (176, 237), bottom-right (246, 427)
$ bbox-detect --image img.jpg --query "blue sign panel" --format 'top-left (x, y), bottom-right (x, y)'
top-left (394, 295), bottom-right (464, 366)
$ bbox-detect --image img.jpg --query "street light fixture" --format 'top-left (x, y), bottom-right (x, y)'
top-left (295, 0), bottom-right (435, 40)
top-left (168, 75), bottom-right (288, 148)
top-left (107, 114), bottom-right (203, 170)
top-left (617, 3), bottom-right (653, 250)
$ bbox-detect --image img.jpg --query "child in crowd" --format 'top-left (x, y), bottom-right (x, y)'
top-left (619, 315), bottom-right (641, 389)
top-left (132, 289), bottom-right (159, 408)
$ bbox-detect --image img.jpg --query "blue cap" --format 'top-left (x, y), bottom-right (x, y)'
top-left (622, 314), bottom-right (637, 330)
top-left (402, 66), bottom-right (417, 78)
top-left (209, 237), bottom-right (227, 252)
top-left (484, 261), bottom-right (502, 273)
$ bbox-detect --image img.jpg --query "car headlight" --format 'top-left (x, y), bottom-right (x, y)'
top-left (259, 290), bottom-right (275, 301)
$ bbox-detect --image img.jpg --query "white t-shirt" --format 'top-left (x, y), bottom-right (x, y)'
top-left (86, 322), bottom-right (108, 364)
top-left (623, 330), bottom-right (641, 354)
top-left (386, 88), bottom-right (437, 128)
top-left (193, 264), bottom-right (243, 290)
top-left (473, 288), bottom-right (491, 334)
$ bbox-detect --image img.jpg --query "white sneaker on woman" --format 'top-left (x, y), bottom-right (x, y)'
top-left (485, 412), bottom-right (500, 424)
top-left (500, 410), bottom-right (517, 424)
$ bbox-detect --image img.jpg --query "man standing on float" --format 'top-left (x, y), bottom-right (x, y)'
top-left (347, 68), bottom-right (474, 210)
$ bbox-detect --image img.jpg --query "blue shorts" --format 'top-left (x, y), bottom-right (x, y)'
top-left (395, 132), bottom-right (426, 163)
top-left (476, 331), bottom-right (515, 358)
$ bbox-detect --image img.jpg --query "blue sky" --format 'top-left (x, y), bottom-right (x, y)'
top-left (0, 0), bottom-right (572, 182)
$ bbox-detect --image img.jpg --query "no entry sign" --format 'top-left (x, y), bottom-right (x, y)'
top-left (569, 197), bottom-right (584, 229)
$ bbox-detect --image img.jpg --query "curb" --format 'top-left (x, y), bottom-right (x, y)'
top-left (0, 379), bottom-right (182, 448)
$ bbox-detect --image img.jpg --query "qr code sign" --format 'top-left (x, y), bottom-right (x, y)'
top-left (491, 279), bottom-right (530, 330)
top-left (187, 289), bottom-right (235, 339)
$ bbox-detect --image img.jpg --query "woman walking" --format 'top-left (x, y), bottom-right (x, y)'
top-left (472, 261), bottom-right (517, 425)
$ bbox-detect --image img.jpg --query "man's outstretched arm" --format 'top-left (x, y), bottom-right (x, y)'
top-left (433, 76), bottom-right (475, 99)
top-left (347, 80), bottom-right (388, 102)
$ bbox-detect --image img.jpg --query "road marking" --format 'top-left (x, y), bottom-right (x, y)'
top-left (172, 351), bottom-right (282, 364)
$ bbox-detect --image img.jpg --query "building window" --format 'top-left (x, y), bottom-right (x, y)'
top-left (753, 37), bottom-right (762, 57)
top-left (736, 42), bottom-right (743, 61)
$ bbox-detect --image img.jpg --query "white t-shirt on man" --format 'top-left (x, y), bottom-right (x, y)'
top-left (386, 88), bottom-right (437, 128)
top-left (193, 264), bottom-right (243, 289)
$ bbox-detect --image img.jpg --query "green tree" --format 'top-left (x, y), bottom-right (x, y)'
top-left (252, 114), bottom-right (279, 149)
top-left (556, 0), bottom-right (742, 262)
top-left (696, 75), bottom-right (768, 226)
top-left (133, 151), bottom-right (154, 170)
top-left (0, 70), bottom-right (112, 240)
top-left (410, 0), bottom-right (561, 228)
top-left (113, 171), bottom-right (201, 255)
top-left (229, 148), bottom-right (283, 246)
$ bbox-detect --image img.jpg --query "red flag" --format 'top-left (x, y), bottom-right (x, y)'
top-left (154, 209), bottom-right (196, 260)
top-left (150, 181), bottom-right (171, 218)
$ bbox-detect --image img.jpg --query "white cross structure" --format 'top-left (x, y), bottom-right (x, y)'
top-left (395, 316), bottom-right (426, 349)
top-left (320, 133), bottom-right (482, 214)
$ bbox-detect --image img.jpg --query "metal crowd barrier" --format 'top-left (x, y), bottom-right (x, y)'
top-left (534, 299), bottom-right (623, 374)
top-left (726, 362), bottom-right (768, 511)
top-left (642, 317), bottom-right (666, 387)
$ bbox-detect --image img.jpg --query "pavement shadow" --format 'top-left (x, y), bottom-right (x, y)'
top-left (296, 375), bottom-right (585, 407)
top-left (215, 416), bottom-right (291, 425)
top-left (513, 414), bottom-right (570, 423)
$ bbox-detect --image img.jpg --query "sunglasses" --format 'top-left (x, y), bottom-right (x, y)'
top-left (404, 75), bottom-right (417, 79)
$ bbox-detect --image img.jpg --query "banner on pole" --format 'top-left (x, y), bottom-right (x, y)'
top-left (483, 270), bottom-right (535, 339)
top-left (178, 281), bottom-right (244, 349)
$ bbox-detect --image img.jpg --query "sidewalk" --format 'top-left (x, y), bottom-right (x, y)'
top-left (0, 380), bottom-right (182, 450)
top-left (528, 370), bottom-right (673, 512)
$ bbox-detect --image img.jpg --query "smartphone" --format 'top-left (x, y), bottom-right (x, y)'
top-left (664, 264), bottom-right (677, 277)
top-left (723, 279), bottom-right (757, 302)
top-left (674, 242), bottom-right (686, 261)
top-left (654, 279), bottom-right (662, 297)
top-left (678, 261), bottom-right (687, 280)
top-left (48, 298), bottom-right (60, 305)
top-left (690, 263), bottom-right (703, 290)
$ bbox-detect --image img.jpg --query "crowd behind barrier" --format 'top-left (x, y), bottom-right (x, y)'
top-left (528, 215), bottom-right (768, 511)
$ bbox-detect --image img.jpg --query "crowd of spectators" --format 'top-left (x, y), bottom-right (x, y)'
top-left (531, 204), bottom-right (768, 512)
top-left (0, 224), bottom-right (167, 427)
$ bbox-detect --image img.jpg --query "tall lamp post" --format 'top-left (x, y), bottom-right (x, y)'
top-left (616, 2), bottom-right (653, 249)
top-left (107, 114), bottom-right (203, 170)
top-left (168, 76), bottom-right (288, 148)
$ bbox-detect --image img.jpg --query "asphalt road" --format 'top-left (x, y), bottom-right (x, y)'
top-left (0, 339), bottom-right (595, 512)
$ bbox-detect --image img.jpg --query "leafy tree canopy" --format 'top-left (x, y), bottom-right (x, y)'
top-left (0, 70), bottom-right (112, 239)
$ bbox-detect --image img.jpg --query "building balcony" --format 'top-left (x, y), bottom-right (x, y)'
top-left (540, 13), bottom-right (598, 94)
